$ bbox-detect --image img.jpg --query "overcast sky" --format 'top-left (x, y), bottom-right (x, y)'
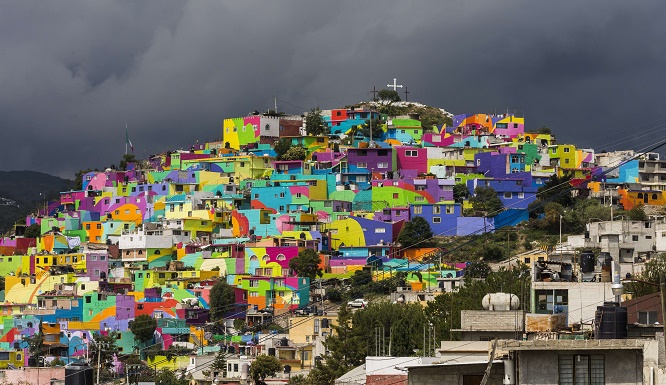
top-left (1, 0), bottom-right (666, 179)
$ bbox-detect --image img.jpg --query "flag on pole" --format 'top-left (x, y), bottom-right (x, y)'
top-left (126, 127), bottom-right (134, 153)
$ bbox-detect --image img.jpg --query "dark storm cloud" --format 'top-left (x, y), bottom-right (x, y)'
top-left (1, 0), bottom-right (665, 178)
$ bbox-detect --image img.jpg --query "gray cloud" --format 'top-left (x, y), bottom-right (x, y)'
top-left (1, 0), bottom-right (665, 178)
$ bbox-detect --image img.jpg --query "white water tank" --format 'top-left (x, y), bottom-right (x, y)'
top-left (482, 293), bottom-right (520, 311)
top-left (503, 359), bottom-right (516, 384)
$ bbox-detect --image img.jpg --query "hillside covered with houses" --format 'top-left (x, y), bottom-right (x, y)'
top-left (0, 94), bottom-right (665, 384)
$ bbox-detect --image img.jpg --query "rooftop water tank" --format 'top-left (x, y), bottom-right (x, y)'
top-left (580, 250), bottom-right (595, 273)
top-left (482, 293), bottom-right (520, 311)
top-left (594, 303), bottom-right (627, 339)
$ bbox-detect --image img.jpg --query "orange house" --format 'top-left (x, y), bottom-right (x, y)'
top-left (618, 189), bottom-right (666, 210)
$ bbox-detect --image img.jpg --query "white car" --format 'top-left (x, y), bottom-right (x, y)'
top-left (347, 299), bottom-right (368, 308)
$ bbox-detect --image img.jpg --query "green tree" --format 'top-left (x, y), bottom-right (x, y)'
top-left (624, 253), bottom-right (666, 298)
top-left (377, 89), bottom-right (401, 103)
top-left (397, 216), bottom-right (436, 248)
top-left (210, 350), bottom-right (227, 378)
top-left (305, 107), bottom-right (329, 136)
top-left (209, 280), bottom-right (236, 322)
top-left (26, 321), bottom-right (44, 366)
top-left (287, 374), bottom-right (308, 385)
top-left (249, 354), bottom-right (282, 384)
top-left (350, 269), bottom-right (373, 287)
top-left (24, 223), bottom-right (41, 238)
top-left (535, 126), bottom-right (552, 135)
top-left (453, 183), bottom-right (469, 204)
top-left (155, 368), bottom-right (188, 385)
top-left (465, 260), bottom-right (491, 278)
top-left (470, 186), bottom-right (503, 216)
top-left (289, 249), bottom-right (323, 280)
top-left (480, 243), bottom-right (505, 262)
top-left (233, 318), bottom-right (246, 333)
top-left (351, 301), bottom-right (426, 356)
top-left (413, 105), bottom-right (450, 132)
top-left (280, 146), bottom-right (307, 161)
top-left (536, 174), bottom-right (575, 208)
top-left (129, 314), bottom-right (157, 344)
top-left (358, 118), bottom-right (383, 139)
top-left (118, 153), bottom-right (137, 171)
top-left (425, 264), bottom-right (531, 342)
top-left (628, 205), bottom-right (648, 221)
top-left (90, 332), bottom-right (122, 380)
top-left (319, 306), bottom-right (366, 383)
top-left (274, 138), bottom-right (293, 160)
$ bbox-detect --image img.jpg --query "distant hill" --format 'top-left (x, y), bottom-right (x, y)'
top-left (0, 171), bottom-right (74, 234)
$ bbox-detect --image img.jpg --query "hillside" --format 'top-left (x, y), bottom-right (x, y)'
top-left (0, 171), bottom-right (73, 234)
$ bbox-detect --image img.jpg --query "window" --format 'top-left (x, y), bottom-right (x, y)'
top-left (375, 228), bottom-right (386, 233)
top-left (563, 147), bottom-right (570, 153)
top-left (433, 217), bottom-right (441, 223)
top-left (504, 192), bottom-right (512, 199)
top-left (536, 289), bottom-right (568, 314)
top-left (415, 196), bottom-right (425, 202)
top-left (433, 206), bottom-right (441, 214)
top-left (393, 193), bottom-right (399, 199)
top-left (414, 206), bottom-right (422, 214)
top-left (639, 311), bottom-right (658, 324)
top-left (357, 162), bottom-right (367, 168)
top-left (446, 206), bottom-right (454, 214)
top-left (249, 280), bottom-right (259, 288)
top-left (558, 354), bottom-right (604, 385)
top-left (632, 235), bottom-right (639, 242)
top-left (377, 162), bottom-right (388, 169)
top-left (405, 150), bottom-right (418, 157)
top-left (314, 319), bottom-right (320, 333)
top-left (518, 192), bottom-right (525, 199)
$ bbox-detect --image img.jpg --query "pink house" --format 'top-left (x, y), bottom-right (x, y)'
top-left (395, 146), bottom-right (428, 175)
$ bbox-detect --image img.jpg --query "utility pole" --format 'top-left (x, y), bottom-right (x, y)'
top-left (96, 342), bottom-right (102, 385)
top-left (661, 273), bottom-right (666, 355)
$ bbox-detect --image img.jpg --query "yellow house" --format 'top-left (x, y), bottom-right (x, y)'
top-left (0, 350), bottom-right (24, 369)
top-left (287, 314), bottom-right (337, 369)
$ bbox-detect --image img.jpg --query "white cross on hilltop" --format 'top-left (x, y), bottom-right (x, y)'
top-left (387, 78), bottom-right (403, 91)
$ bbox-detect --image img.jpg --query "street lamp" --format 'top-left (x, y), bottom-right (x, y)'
top-left (611, 262), bottom-right (624, 303)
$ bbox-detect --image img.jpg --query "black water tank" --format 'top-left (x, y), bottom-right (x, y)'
top-left (65, 364), bottom-right (93, 385)
top-left (580, 250), bottom-right (595, 273)
top-left (280, 337), bottom-right (289, 346)
top-left (268, 348), bottom-right (276, 356)
top-left (227, 345), bottom-right (235, 354)
top-left (599, 252), bottom-right (613, 266)
top-left (594, 303), bottom-right (627, 339)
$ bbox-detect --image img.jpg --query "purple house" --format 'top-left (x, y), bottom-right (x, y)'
top-left (84, 253), bottom-right (109, 282)
top-left (346, 147), bottom-right (394, 173)
top-left (274, 160), bottom-right (308, 175)
top-left (374, 207), bottom-right (410, 223)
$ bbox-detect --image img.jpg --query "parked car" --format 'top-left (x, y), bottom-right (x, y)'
top-left (347, 299), bottom-right (368, 308)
